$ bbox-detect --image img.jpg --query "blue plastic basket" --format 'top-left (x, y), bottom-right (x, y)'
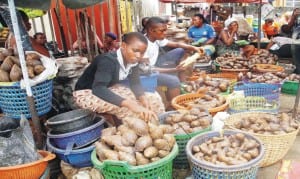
top-left (0, 80), bottom-right (53, 119)
top-left (47, 117), bottom-right (105, 149)
top-left (47, 138), bottom-right (95, 168)
top-left (186, 130), bottom-right (264, 179)
top-left (120, 72), bottom-right (158, 92)
top-left (234, 82), bottom-right (280, 102)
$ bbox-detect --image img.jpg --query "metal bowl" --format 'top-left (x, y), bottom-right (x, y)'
top-left (46, 109), bottom-right (95, 134)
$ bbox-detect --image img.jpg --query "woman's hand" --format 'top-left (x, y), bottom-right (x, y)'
top-left (122, 99), bottom-right (158, 122)
top-left (139, 95), bottom-right (151, 110)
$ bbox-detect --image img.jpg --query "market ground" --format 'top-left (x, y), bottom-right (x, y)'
top-left (173, 94), bottom-right (300, 179)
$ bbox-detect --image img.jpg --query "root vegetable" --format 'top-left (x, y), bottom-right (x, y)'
top-left (158, 150), bottom-right (170, 158)
top-left (144, 146), bottom-right (158, 158)
top-left (135, 152), bottom-right (150, 165)
top-left (154, 139), bottom-right (170, 151)
top-left (118, 151), bottom-right (136, 166)
top-left (150, 157), bottom-right (160, 162)
top-left (135, 135), bottom-right (152, 151)
top-left (95, 141), bottom-right (110, 161)
top-left (121, 129), bottom-right (138, 146)
top-left (163, 134), bottom-right (176, 148)
top-left (149, 123), bottom-right (164, 140)
top-left (103, 149), bottom-right (119, 160)
top-left (101, 135), bottom-right (123, 147)
top-left (102, 127), bottom-right (117, 136)
top-left (123, 117), bottom-right (149, 136)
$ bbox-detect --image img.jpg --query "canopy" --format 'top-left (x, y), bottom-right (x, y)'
top-left (159, 0), bottom-right (266, 3)
top-left (0, 0), bottom-right (106, 10)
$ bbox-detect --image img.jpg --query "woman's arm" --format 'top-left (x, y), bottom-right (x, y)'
top-left (220, 30), bottom-right (235, 46)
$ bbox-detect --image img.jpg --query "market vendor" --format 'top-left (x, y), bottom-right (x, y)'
top-left (99, 32), bottom-right (120, 53)
top-left (73, 32), bottom-right (164, 122)
top-left (262, 18), bottom-right (279, 39)
top-left (143, 16), bottom-right (203, 108)
top-left (216, 17), bottom-right (255, 58)
top-left (188, 13), bottom-right (216, 53)
top-left (5, 10), bottom-right (50, 57)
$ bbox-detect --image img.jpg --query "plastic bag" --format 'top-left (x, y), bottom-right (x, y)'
top-left (0, 115), bottom-right (41, 167)
top-left (20, 51), bottom-right (58, 89)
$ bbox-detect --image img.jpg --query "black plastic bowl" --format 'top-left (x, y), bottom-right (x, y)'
top-left (46, 109), bottom-right (95, 134)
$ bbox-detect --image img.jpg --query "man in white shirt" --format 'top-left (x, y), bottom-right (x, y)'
top-left (143, 17), bottom-right (203, 108)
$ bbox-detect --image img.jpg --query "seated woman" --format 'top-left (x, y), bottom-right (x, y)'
top-left (216, 17), bottom-right (255, 58)
top-left (73, 32), bottom-right (164, 122)
top-left (188, 13), bottom-right (216, 55)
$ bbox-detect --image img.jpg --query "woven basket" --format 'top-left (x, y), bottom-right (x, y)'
top-left (224, 112), bottom-right (299, 167)
top-left (228, 96), bottom-right (279, 114)
top-left (207, 72), bottom-right (238, 92)
top-left (171, 93), bottom-right (228, 116)
top-left (186, 130), bottom-right (264, 179)
top-left (253, 64), bottom-right (284, 73)
top-left (220, 67), bottom-right (249, 74)
top-left (159, 111), bottom-right (211, 169)
top-left (0, 79), bottom-right (53, 119)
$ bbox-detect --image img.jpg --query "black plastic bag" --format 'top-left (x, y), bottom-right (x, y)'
top-left (0, 115), bottom-right (41, 167)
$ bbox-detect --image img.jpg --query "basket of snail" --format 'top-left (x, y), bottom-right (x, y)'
top-left (171, 91), bottom-right (229, 116)
top-left (159, 110), bottom-right (212, 169)
top-left (224, 112), bottom-right (299, 167)
top-left (186, 130), bottom-right (264, 179)
top-left (91, 117), bottom-right (179, 179)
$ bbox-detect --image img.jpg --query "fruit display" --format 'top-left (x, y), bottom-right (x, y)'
top-left (95, 117), bottom-right (176, 166)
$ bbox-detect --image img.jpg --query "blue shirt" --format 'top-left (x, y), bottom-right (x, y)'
top-left (188, 24), bottom-right (216, 42)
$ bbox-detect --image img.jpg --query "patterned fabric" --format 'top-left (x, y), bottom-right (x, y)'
top-left (73, 85), bottom-right (165, 120)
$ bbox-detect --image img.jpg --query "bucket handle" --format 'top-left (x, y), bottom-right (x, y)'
top-left (64, 141), bottom-right (75, 156)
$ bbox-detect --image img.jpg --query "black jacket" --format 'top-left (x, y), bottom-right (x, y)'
top-left (75, 52), bottom-right (144, 106)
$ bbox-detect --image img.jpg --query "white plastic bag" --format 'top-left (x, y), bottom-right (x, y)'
top-left (20, 51), bottom-right (58, 89)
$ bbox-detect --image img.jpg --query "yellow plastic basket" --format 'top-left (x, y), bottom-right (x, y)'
top-left (224, 112), bottom-right (299, 167)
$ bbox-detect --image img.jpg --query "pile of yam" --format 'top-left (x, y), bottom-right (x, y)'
top-left (248, 49), bottom-right (277, 64)
top-left (95, 117), bottom-right (176, 166)
top-left (163, 108), bottom-right (211, 135)
top-left (233, 113), bottom-right (299, 135)
top-left (185, 92), bottom-right (227, 110)
top-left (216, 53), bottom-right (252, 70)
top-left (285, 73), bottom-right (300, 82)
top-left (237, 72), bottom-right (286, 84)
top-left (0, 52), bottom-right (45, 82)
top-left (182, 75), bottom-right (230, 94)
top-left (192, 133), bottom-right (261, 166)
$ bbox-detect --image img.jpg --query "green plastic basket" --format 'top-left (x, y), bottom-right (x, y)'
top-left (91, 144), bottom-right (178, 179)
top-left (228, 96), bottom-right (279, 114)
top-left (281, 81), bottom-right (299, 95)
top-left (159, 111), bottom-right (211, 169)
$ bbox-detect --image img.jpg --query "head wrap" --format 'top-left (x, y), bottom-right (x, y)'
top-left (105, 32), bottom-right (117, 40)
top-left (224, 17), bottom-right (238, 28)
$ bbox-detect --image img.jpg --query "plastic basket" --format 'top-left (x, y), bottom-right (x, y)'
top-left (0, 150), bottom-right (55, 179)
top-left (281, 81), bottom-right (299, 95)
top-left (193, 61), bottom-right (212, 73)
top-left (224, 112), bottom-right (299, 167)
top-left (159, 111), bottom-right (211, 169)
top-left (228, 96), bottom-right (280, 114)
top-left (171, 93), bottom-right (229, 116)
top-left (234, 82), bottom-right (280, 102)
top-left (120, 72), bottom-right (158, 92)
top-left (186, 130), bottom-right (264, 179)
top-left (47, 138), bottom-right (94, 168)
top-left (91, 144), bottom-right (179, 179)
top-left (207, 72), bottom-right (238, 93)
top-left (47, 117), bottom-right (105, 149)
top-left (0, 80), bottom-right (53, 119)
